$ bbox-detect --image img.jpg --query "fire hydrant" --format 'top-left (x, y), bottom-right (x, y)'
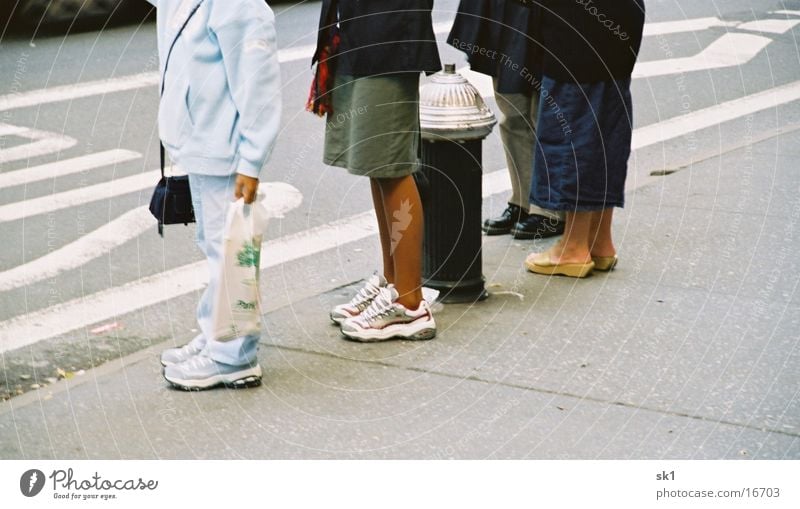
top-left (417, 64), bottom-right (497, 303)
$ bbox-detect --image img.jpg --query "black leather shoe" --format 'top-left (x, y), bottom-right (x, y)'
top-left (483, 204), bottom-right (526, 235)
top-left (511, 214), bottom-right (565, 239)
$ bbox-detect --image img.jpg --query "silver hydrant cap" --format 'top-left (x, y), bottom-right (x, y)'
top-left (419, 64), bottom-right (497, 141)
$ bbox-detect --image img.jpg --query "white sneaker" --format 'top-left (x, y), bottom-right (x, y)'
top-left (330, 273), bottom-right (388, 325)
top-left (340, 285), bottom-right (436, 342)
top-left (163, 354), bottom-right (262, 391)
top-left (160, 339), bottom-right (203, 367)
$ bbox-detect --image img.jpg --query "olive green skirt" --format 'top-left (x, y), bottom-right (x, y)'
top-left (323, 73), bottom-right (420, 178)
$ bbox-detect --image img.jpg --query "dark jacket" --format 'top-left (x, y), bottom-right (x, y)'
top-left (447, 0), bottom-right (542, 95)
top-left (538, 0), bottom-right (645, 82)
top-left (313, 0), bottom-right (441, 77)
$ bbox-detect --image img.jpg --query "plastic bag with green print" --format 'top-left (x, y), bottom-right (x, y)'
top-left (211, 196), bottom-right (270, 341)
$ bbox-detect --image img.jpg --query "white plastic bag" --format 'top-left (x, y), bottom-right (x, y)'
top-left (211, 196), bottom-right (270, 341)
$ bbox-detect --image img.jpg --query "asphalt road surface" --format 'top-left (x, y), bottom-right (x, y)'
top-left (1, 0), bottom-right (799, 399)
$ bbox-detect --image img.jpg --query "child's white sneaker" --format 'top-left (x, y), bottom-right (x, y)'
top-left (160, 338), bottom-right (204, 367)
top-left (164, 354), bottom-right (262, 391)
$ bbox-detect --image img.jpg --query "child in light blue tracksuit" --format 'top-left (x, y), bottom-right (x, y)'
top-left (146, 0), bottom-right (282, 390)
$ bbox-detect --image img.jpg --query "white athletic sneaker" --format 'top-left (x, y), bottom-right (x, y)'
top-left (163, 354), bottom-right (262, 391)
top-left (340, 285), bottom-right (436, 342)
top-left (330, 273), bottom-right (388, 325)
top-left (160, 340), bottom-right (203, 367)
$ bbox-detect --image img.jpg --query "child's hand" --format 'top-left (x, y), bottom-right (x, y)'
top-left (235, 174), bottom-right (259, 204)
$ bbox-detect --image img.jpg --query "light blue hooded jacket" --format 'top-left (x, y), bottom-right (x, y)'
top-left (146, 0), bottom-right (281, 179)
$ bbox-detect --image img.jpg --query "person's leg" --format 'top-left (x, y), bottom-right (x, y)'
top-left (587, 208), bottom-right (618, 271)
top-left (190, 173), bottom-right (213, 350)
top-left (327, 185), bottom-right (389, 323)
top-left (168, 173), bottom-right (259, 366)
top-left (374, 174), bottom-right (423, 310)
top-left (524, 91), bottom-right (565, 222)
top-left (160, 173), bottom-right (209, 366)
top-left (484, 83), bottom-right (529, 234)
top-left (548, 211), bottom-right (593, 264)
top-left (495, 82), bottom-right (563, 240)
top-left (164, 173), bottom-right (261, 389)
top-left (341, 172), bottom-right (435, 342)
top-left (370, 178), bottom-right (394, 284)
top-left (196, 174), bottom-right (260, 366)
top-left (588, 208), bottom-right (616, 258)
top-left (494, 83), bottom-right (536, 213)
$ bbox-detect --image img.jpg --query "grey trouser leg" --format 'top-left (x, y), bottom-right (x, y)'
top-left (493, 80), bottom-right (564, 220)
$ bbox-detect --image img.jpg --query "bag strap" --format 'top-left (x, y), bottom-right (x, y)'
top-left (160, 143), bottom-right (166, 179)
top-left (327, 0), bottom-right (338, 26)
top-left (159, 0), bottom-right (205, 178)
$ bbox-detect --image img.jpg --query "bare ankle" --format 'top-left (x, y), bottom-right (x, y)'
top-left (396, 291), bottom-right (423, 310)
top-left (590, 243), bottom-right (616, 258)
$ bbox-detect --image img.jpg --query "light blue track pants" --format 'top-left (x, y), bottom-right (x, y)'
top-left (185, 173), bottom-right (260, 366)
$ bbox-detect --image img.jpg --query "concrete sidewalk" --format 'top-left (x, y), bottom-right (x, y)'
top-left (1, 132), bottom-right (798, 460)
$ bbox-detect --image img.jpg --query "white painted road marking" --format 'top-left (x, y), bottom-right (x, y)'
top-left (0, 149), bottom-right (141, 190)
top-left (738, 18), bottom-right (800, 34)
top-left (0, 166), bottom-right (304, 224)
top-left (0, 207), bottom-right (153, 292)
top-left (0, 123), bottom-right (77, 164)
top-left (631, 80), bottom-right (800, 150)
top-left (632, 33), bottom-right (772, 79)
top-left (0, 182), bottom-right (303, 292)
top-left (0, 72), bottom-right (160, 112)
top-left (771, 10), bottom-right (800, 17)
top-left (0, 169), bottom-right (157, 223)
top-left (642, 16), bottom-right (738, 36)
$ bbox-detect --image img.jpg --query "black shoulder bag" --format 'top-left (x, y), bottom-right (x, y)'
top-left (148, 1), bottom-right (204, 236)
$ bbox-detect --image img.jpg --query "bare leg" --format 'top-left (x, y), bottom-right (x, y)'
top-left (544, 210), bottom-right (593, 264)
top-left (370, 179), bottom-right (394, 284)
top-left (373, 175), bottom-right (424, 309)
top-left (588, 208), bottom-right (616, 258)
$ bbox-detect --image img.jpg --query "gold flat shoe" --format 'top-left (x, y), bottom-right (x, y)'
top-left (525, 252), bottom-right (595, 278)
top-left (592, 255), bottom-right (618, 272)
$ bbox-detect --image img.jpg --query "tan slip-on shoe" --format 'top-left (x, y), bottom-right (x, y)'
top-left (525, 252), bottom-right (595, 278)
top-left (592, 255), bottom-right (618, 272)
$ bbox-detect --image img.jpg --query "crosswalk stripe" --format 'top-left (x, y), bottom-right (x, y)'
top-left (0, 149), bottom-right (141, 190)
top-left (0, 169), bottom-right (157, 223)
top-left (642, 16), bottom-right (738, 36)
top-left (0, 72), bottom-right (159, 112)
top-left (632, 80), bottom-right (800, 150)
top-left (633, 33), bottom-right (772, 79)
top-left (0, 207), bottom-right (153, 292)
top-left (0, 137), bottom-right (77, 164)
top-left (0, 123), bottom-right (78, 164)
top-left (0, 124), bottom-right (30, 137)
top-left (738, 19), bottom-right (800, 34)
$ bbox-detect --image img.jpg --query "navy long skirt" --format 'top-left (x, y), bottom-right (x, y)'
top-left (531, 76), bottom-right (633, 212)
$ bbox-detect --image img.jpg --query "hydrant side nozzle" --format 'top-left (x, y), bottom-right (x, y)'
top-left (444, 63), bottom-right (456, 74)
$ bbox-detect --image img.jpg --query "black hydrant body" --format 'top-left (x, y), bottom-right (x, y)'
top-left (418, 65), bottom-right (496, 303)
